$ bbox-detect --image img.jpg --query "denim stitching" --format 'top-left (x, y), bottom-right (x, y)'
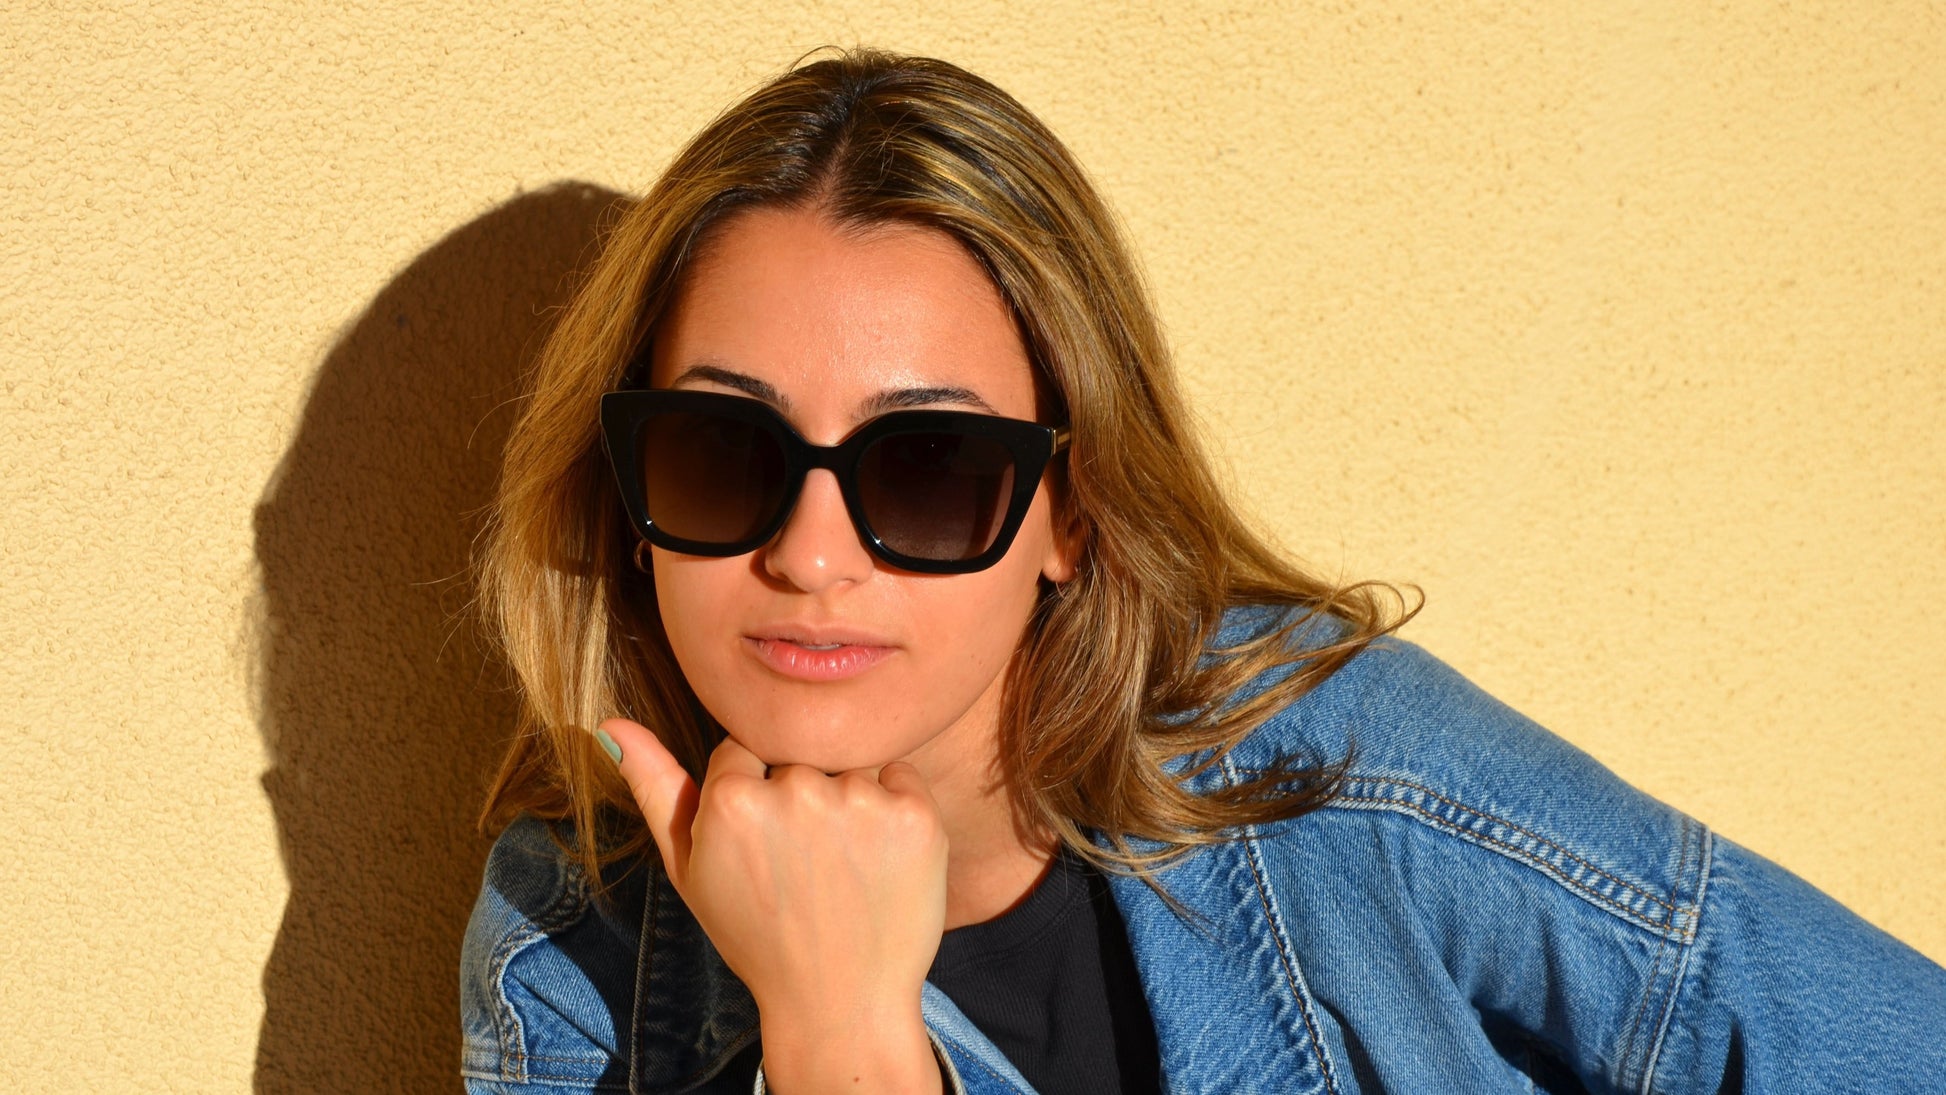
top-left (926, 1032), bottom-right (972, 1095)
top-left (1327, 774), bottom-right (1678, 915)
top-left (505, 1052), bottom-right (632, 1064)
top-left (455, 1065), bottom-right (622, 1089)
top-left (1262, 766), bottom-right (1718, 1085)
top-left (1272, 770), bottom-right (1675, 910)
top-left (1268, 770), bottom-right (1703, 940)
top-left (1616, 903), bottom-right (1672, 1087)
top-left (492, 1068), bottom-right (632, 1089)
top-left (1229, 759), bottom-right (1342, 1095)
top-left (505, 871), bottom-right (626, 1073)
top-left (1617, 816), bottom-right (1700, 1089)
top-left (457, 1069), bottom-right (631, 1092)
top-left (1639, 826), bottom-right (1713, 1091)
top-left (1331, 789), bottom-right (1695, 940)
top-left (937, 1033), bottom-right (1026, 1093)
top-left (1611, 918), bottom-right (1673, 1089)
top-left (491, 851), bottom-right (595, 1082)
top-left (1242, 839), bottom-right (1343, 1095)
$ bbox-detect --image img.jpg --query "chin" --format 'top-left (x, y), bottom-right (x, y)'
top-left (717, 705), bottom-right (922, 772)
top-left (734, 737), bottom-right (901, 774)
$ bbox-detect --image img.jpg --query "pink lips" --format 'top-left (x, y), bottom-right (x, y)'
top-left (744, 630), bottom-right (897, 682)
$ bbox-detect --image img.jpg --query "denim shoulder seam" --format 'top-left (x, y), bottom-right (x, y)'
top-left (1261, 770), bottom-right (1704, 943)
top-left (1632, 822), bottom-right (1714, 1092)
top-left (484, 839), bottom-right (596, 1083)
top-left (1611, 811), bottom-right (1704, 1087)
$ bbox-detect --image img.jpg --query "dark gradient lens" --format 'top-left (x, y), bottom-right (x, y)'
top-left (640, 411), bottom-right (787, 545)
top-left (858, 431), bottom-right (1016, 561)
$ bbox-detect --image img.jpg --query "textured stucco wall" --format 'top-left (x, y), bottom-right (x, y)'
top-left (4, 2), bottom-right (1941, 1090)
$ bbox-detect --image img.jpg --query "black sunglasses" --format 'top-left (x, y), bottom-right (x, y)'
top-left (600, 389), bottom-right (1070, 575)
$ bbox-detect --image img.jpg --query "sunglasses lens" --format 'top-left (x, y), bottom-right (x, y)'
top-left (640, 410), bottom-right (787, 545)
top-left (858, 431), bottom-right (1017, 562)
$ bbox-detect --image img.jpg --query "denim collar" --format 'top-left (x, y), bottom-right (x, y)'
top-left (629, 867), bottom-right (758, 1093)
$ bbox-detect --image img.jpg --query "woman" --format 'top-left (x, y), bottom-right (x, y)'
top-left (460, 49), bottom-right (1946, 1094)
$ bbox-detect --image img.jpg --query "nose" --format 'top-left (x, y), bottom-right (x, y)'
top-left (761, 468), bottom-right (876, 592)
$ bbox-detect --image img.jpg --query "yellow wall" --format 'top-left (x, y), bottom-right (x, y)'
top-left (5, 2), bottom-right (1941, 1089)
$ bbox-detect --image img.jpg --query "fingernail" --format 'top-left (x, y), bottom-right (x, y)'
top-left (595, 728), bottom-right (622, 766)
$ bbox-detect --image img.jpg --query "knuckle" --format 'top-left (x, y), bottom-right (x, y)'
top-left (837, 771), bottom-right (880, 808)
top-left (770, 764), bottom-right (824, 798)
top-left (770, 765), bottom-right (840, 819)
top-left (886, 795), bottom-right (941, 840)
top-left (703, 775), bottom-right (763, 824)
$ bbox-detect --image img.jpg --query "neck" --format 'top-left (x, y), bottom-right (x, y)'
top-left (905, 694), bottom-right (1057, 931)
top-left (934, 764), bottom-right (1057, 930)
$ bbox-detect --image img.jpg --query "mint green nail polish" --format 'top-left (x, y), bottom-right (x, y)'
top-left (595, 728), bottom-right (622, 765)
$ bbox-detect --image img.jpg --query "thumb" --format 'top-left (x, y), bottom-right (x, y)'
top-left (875, 760), bottom-right (938, 807)
top-left (596, 717), bottom-right (697, 890)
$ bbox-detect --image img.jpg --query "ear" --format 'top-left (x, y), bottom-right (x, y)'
top-left (1040, 489), bottom-right (1087, 585)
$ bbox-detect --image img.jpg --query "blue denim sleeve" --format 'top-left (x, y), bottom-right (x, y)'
top-left (459, 815), bottom-right (638, 1094)
top-left (1206, 612), bottom-right (1946, 1092)
top-left (1648, 833), bottom-right (1946, 1090)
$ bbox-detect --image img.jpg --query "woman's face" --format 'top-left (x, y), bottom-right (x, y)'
top-left (647, 206), bottom-right (1075, 776)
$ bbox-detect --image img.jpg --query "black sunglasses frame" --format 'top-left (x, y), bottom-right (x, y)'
top-left (599, 389), bottom-right (1070, 575)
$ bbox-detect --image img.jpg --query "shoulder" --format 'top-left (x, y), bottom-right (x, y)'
top-left (1186, 605), bottom-right (1711, 1086)
top-left (1176, 603), bottom-right (1946, 1088)
top-left (1210, 602), bottom-right (1706, 941)
top-left (460, 813), bottom-right (643, 1093)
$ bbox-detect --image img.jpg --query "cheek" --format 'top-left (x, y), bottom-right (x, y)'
top-left (904, 488), bottom-right (1059, 679)
top-left (649, 551), bottom-right (736, 674)
top-left (893, 499), bottom-right (1057, 685)
top-left (941, 559), bottom-right (1045, 661)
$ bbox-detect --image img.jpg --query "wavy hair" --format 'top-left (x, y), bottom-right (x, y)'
top-left (475, 47), bottom-right (1418, 897)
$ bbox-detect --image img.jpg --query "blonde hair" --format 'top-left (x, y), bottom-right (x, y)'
top-left (475, 48), bottom-right (1417, 896)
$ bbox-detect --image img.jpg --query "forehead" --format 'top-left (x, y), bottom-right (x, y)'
top-left (648, 207), bottom-right (1039, 422)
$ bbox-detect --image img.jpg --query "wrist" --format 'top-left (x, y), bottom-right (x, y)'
top-left (758, 1000), bottom-right (939, 1094)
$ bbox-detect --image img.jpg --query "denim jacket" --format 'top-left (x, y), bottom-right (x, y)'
top-left (460, 607), bottom-right (1946, 1093)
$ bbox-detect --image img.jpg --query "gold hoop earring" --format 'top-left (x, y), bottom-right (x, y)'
top-left (632, 539), bottom-right (652, 574)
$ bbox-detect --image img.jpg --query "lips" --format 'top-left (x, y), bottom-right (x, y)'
top-left (746, 624), bottom-right (898, 648)
top-left (743, 624), bottom-right (898, 682)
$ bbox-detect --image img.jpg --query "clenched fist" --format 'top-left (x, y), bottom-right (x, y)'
top-left (598, 717), bottom-right (948, 1094)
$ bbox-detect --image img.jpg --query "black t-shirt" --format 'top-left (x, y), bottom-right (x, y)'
top-left (927, 846), bottom-right (1161, 1095)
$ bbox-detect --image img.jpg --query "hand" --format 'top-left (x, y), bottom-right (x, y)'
top-left (598, 718), bottom-right (948, 1094)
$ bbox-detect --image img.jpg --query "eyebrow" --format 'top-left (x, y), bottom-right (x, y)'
top-left (670, 364), bottom-right (784, 405)
top-left (668, 363), bottom-right (1002, 419)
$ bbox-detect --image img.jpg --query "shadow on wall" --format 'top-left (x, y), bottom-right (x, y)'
top-left (250, 182), bottom-right (629, 1095)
